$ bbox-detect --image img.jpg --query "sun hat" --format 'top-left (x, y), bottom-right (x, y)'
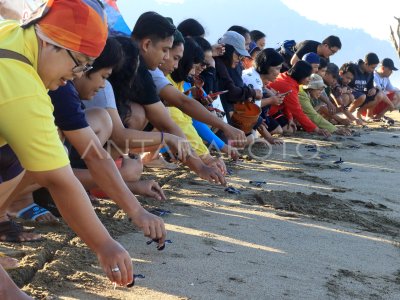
top-left (219, 31), bottom-right (250, 57)
top-left (303, 73), bottom-right (326, 90)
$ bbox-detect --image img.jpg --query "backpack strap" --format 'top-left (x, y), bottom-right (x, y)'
top-left (0, 49), bottom-right (32, 66)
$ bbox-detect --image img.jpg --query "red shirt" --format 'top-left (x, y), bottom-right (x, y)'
top-left (268, 72), bottom-right (317, 132)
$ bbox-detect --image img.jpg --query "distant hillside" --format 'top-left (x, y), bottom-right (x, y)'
top-left (118, 0), bottom-right (400, 85)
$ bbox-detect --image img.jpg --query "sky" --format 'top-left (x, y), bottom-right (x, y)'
top-left (118, 0), bottom-right (400, 45)
top-left (279, 0), bottom-right (400, 42)
top-left (120, 0), bottom-right (400, 41)
top-left (117, 0), bottom-right (400, 84)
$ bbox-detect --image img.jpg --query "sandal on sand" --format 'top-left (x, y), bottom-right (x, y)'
top-left (16, 203), bottom-right (58, 223)
top-left (0, 220), bottom-right (44, 243)
top-left (0, 252), bottom-right (19, 270)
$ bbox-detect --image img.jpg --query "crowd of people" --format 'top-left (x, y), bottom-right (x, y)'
top-left (0, 0), bottom-right (399, 298)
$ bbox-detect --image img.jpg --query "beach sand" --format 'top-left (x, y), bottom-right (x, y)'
top-left (4, 112), bottom-right (400, 299)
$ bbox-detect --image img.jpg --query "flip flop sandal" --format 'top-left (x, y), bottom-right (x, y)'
top-left (16, 203), bottom-right (58, 223)
top-left (0, 220), bottom-right (44, 243)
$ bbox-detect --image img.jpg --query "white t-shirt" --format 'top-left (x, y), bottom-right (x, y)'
top-left (242, 67), bottom-right (263, 107)
top-left (373, 71), bottom-right (400, 93)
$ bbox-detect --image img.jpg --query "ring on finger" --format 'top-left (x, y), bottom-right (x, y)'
top-left (111, 266), bottom-right (120, 272)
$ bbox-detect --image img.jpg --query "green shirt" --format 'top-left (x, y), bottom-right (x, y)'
top-left (298, 86), bottom-right (337, 133)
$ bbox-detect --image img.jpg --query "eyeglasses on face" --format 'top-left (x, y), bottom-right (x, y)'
top-left (66, 49), bottom-right (93, 73)
top-left (328, 47), bottom-right (338, 55)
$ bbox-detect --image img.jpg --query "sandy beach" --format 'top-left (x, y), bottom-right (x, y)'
top-left (4, 112), bottom-right (400, 300)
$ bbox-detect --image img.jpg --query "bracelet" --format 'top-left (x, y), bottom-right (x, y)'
top-left (160, 131), bottom-right (164, 144)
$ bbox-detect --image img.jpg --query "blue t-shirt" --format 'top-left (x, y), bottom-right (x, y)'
top-left (49, 81), bottom-right (89, 131)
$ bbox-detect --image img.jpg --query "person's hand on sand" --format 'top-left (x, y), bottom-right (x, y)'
top-left (97, 240), bottom-right (133, 286)
top-left (165, 134), bottom-right (192, 162)
top-left (222, 124), bottom-right (246, 148)
top-left (338, 117), bottom-right (352, 126)
top-left (198, 165), bottom-right (226, 185)
top-left (267, 136), bottom-right (284, 145)
top-left (131, 180), bottom-right (166, 201)
top-left (129, 208), bottom-right (166, 246)
top-left (203, 156), bottom-right (227, 175)
top-left (335, 127), bottom-right (352, 136)
top-left (314, 127), bottom-right (331, 138)
top-left (221, 144), bottom-right (240, 161)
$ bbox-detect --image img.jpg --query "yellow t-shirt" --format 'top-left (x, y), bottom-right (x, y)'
top-left (166, 75), bottom-right (209, 156)
top-left (0, 20), bottom-right (69, 171)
